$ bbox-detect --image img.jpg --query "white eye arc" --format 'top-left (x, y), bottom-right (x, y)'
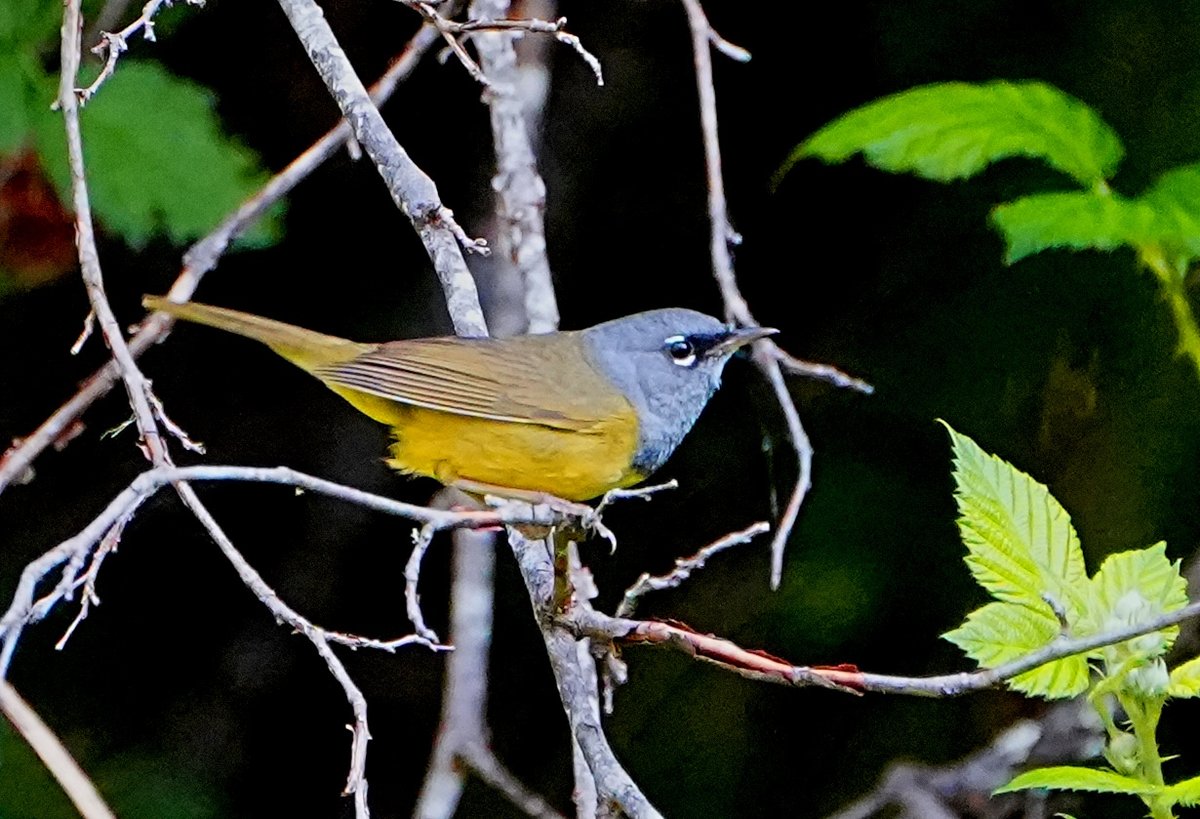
top-left (664, 335), bottom-right (697, 367)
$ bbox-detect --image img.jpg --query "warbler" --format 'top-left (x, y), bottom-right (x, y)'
top-left (143, 296), bottom-right (775, 502)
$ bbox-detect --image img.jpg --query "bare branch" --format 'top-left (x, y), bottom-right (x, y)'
top-left (0, 465), bottom-right (462, 817)
top-left (0, 680), bottom-right (116, 819)
top-left (89, 0), bottom-right (135, 41)
top-left (276, 0), bottom-right (490, 338)
top-left (679, 0), bottom-right (815, 590)
top-left (509, 529), bottom-right (663, 818)
top-left (415, 529), bottom-right (496, 819)
top-left (69, 309), bottom-right (95, 354)
top-left (405, 523), bottom-right (441, 643)
top-left (679, 0), bottom-right (750, 325)
top-left (173, 486), bottom-right (379, 812)
top-left (827, 702), bottom-right (1103, 819)
top-left (756, 347), bottom-right (812, 589)
top-left (566, 542), bottom-right (601, 817)
top-left (616, 521), bottom-right (769, 618)
top-left (76, 0), bottom-right (207, 104)
top-left (417, 7), bottom-right (574, 814)
top-left (323, 630), bottom-right (448, 654)
top-left (707, 27), bottom-right (750, 63)
top-left (470, 0), bottom-right (561, 333)
top-left (772, 346), bottom-right (875, 394)
top-left (0, 23), bottom-right (444, 497)
top-left (565, 597), bottom-right (1200, 697)
top-left (460, 742), bottom-right (567, 819)
top-left (416, 1), bottom-right (493, 87)
top-left (408, 3), bottom-right (602, 89)
top-left (58, 0), bottom-right (167, 469)
top-left (53, 513), bottom-right (127, 651)
top-left (0, 462), bottom-right (609, 678)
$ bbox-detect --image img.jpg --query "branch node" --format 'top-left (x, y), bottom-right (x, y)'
top-left (405, 523), bottom-right (441, 643)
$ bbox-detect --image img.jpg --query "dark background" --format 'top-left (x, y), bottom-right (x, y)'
top-left (3, 0), bottom-right (1200, 816)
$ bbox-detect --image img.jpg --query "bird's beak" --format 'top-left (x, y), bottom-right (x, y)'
top-left (713, 325), bottom-right (778, 356)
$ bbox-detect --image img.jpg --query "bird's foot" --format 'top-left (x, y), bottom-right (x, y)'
top-left (452, 478), bottom-right (616, 548)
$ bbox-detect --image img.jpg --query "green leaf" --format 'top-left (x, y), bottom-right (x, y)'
top-left (783, 81), bottom-right (1123, 186)
top-left (996, 766), bottom-right (1159, 796)
top-left (0, 0), bottom-right (61, 49)
top-left (1169, 656), bottom-right (1200, 698)
top-left (0, 54), bottom-right (32, 152)
top-left (33, 61), bottom-right (282, 249)
top-left (943, 600), bottom-right (1090, 698)
top-left (991, 166), bottom-right (1200, 266)
top-left (991, 191), bottom-right (1159, 264)
top-left (1140, 163), bottom-right (1200, 261)
top-left (1168, 774), bottom-right (1200, 806)
top-left (942, 423), bottom-right (1089, 619)
top-left (1084, 543), bottom-right (1187, 659)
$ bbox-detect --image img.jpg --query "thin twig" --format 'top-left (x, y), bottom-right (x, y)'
top-left (174, 486), bottom-right (379, 813)
top-left (0, 680), bottom-right (117, 819)
top-left (564, 596), bottom-right (1200, 697)
top-left (772, 346), bottom-right (874, 394)
top-left (417, 1), bottom-right (493, 87)
top-left (594, 479), bottom-right (679, 516)
top-left (89, 0), bottom-right (134, 42)
top-left (59, 0), bottom-right (166, 467)
top-left (0, 463), bottom-right (583, 674)
top-left (0, 27), bottom-right (442, 496)
top-left (54, 514), bottom-right (127, 650)
top-left (757, 347), bottom-right (812, 589)
top-left (408, 3), bottom-right (603, 88)
top-left (76, 0), bottom-right (207, 104)
top-left (69, 309), bottom-right (95, 355)
top-left (679, 0), bottom-right (814, 590)
top-left (323, 630), bottom-right (449, 653)
top-left (827, 702), bottom-right (1102, 819)
top-left (405, 524), bottom-right (440, 643)
top-left (616, 521), bottom-right (768, 618)
top-left (460, 742), bottom-right (567, 819)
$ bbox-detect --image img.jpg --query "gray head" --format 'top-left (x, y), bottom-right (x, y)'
top-left (581, 308), bottom-right (776, 475)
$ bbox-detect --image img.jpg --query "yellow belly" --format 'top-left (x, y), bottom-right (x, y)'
top-left (329, 386), bottom-right (643, 501)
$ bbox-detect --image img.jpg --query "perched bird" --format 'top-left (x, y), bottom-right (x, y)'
top-left (144, 296), bottom-right (775, 502)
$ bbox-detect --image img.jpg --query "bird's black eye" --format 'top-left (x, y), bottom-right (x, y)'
top-left (664, 335), bottom-right (697, 367)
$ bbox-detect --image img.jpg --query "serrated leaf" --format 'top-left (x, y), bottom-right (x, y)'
top-left (943, 423), bottom-right (1089, 619)
top-left (1094, 542), bottom-right (1185, 629)
top-left (1168, 774), bottom-right (1200, 806)
top-left (1168, 656), bottom-right (1200, 698)
top-left (996, 766), bottom-right (1159, 796)
top-left (784, 81), bottom-right (1123, 186)
top-left (991, 191), bottom-right (1159, 264)
top-left (944, 600), bottom-right (1090, 698)
top-left (33, 61), bottom-right (282, 249)
top-left (1084, 544), bottom-right (1187, 659)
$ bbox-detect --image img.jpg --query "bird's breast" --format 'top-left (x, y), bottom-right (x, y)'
top-left (384, 404), bottom-right (645, 502)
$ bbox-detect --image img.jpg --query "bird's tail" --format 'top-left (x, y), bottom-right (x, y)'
top-left (143, 295), bottom-right (375, 371)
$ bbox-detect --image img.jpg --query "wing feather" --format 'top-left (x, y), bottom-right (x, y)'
top-left (312, 333), bottom-right (631, 432)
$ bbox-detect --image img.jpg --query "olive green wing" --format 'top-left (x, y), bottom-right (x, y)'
top-left (311, 333), bottom-right (629, 432)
